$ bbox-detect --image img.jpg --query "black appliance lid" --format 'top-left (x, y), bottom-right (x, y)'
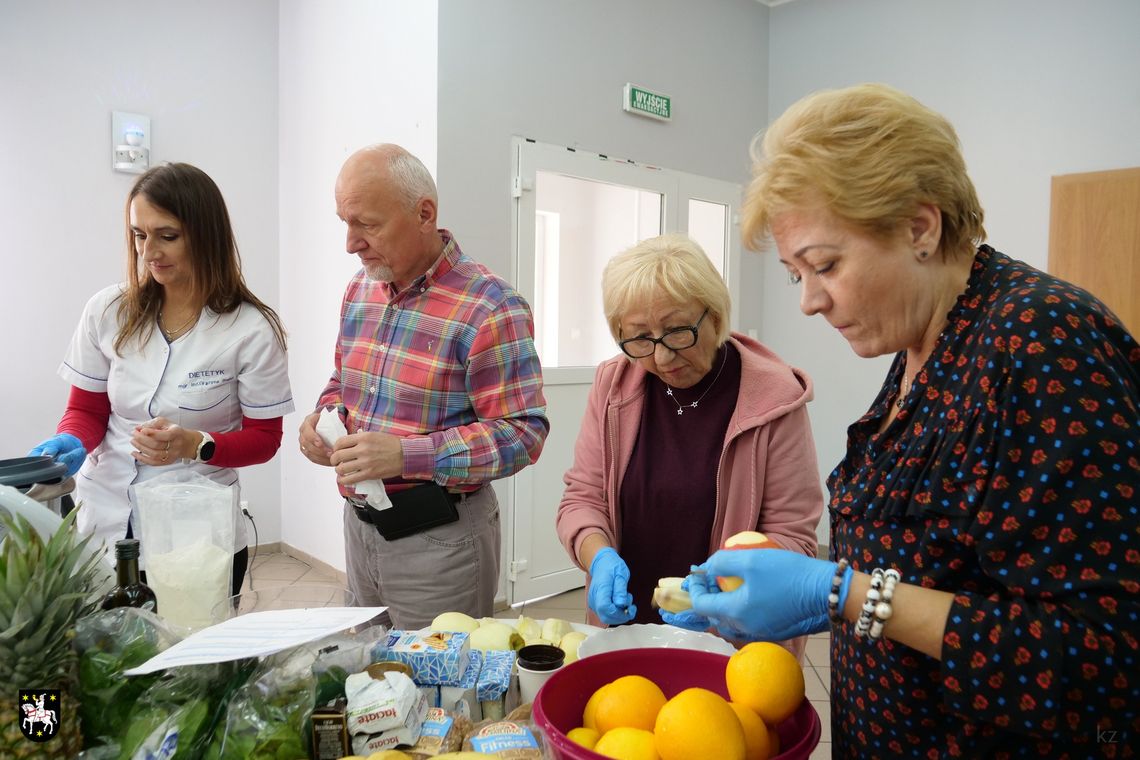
top-left (0, 456), bottom-right (69, 488)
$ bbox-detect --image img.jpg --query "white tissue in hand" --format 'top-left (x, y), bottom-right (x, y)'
top-left (316, 408), bottom-right (392, 511)
top-left (315, 408), bottom-right (348, 448)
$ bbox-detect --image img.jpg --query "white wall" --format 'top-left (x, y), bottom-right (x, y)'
top-left (437, 0), bottom-right (769, 309)
top-left (762, 0), bottom-right (1140, 545)
top-left (277, 0), bottom-right (438, 572)
top-left (0, 0), bottom-right (282, 533)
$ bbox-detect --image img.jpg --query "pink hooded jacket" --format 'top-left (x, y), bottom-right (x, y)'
top-left (555, 333), bottom-right (824, 655)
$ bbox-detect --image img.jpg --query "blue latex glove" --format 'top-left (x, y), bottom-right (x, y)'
top-left (658, 575), bottom-right (714, 631)
top-left (28, 433), bottom-right (86, 477)
top-left (688, 549), bottom-right (853, 641)
top-left (588, 547), bottom-right (636, 625)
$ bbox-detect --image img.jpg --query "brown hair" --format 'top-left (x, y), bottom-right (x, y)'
top-left (113, 163), bottom-right (286, 354)
top-left (742, 83), bottom-right (986, 256)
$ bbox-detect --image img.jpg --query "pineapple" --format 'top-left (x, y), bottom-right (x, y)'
top-left (0, 510), bottom-right (104, 758)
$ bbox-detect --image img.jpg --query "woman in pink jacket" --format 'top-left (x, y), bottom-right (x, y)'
top-left (555, 233), bottom-right (824, 655)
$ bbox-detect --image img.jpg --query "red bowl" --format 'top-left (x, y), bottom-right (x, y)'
top-left (532, 647), bottom-right (820, 760)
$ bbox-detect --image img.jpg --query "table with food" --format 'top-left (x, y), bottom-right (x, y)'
top-left (1, 485), bottom-right (812, 760)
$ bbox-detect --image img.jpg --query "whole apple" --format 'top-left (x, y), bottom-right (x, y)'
top-left (717, 531), bottom-right (780, 592)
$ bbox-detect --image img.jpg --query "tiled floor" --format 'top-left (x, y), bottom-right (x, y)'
top-left (252, 552), bottom-right (833, 759)
top-left (242, 548), bottom-right (339, 589)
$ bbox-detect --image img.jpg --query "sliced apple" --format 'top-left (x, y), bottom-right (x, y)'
top-left (652, 576), bottom-right (692, 614)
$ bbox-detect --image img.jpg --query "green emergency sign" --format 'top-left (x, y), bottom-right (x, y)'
top-left (623, 83), bottom-right (672, 121)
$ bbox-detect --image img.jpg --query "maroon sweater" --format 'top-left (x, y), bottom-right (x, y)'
top-left (619, 344), bottom-right (742, 624)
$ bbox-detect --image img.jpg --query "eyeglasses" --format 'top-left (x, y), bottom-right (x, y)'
top-left (618, 309), bottom-right (709, 358)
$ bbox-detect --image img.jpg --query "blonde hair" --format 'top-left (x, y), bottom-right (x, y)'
top-left (742, 83), bottom-right (985, 255)
top-left (602, 233), bottom-right (731, 345)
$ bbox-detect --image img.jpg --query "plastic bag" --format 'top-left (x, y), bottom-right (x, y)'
top-left (118, 659), bottom-right (257, 760)
top-left (132, 470), bottom-right (236, 630)
top-left (312, 623), bottom-right (390, 706)
top-left (75, 607), bottom-right (183, 748)
top-left (204, 646), bottom-right (318, 759)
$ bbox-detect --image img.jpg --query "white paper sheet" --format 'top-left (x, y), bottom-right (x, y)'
top-left (123, 606), bottom-right (387, 675)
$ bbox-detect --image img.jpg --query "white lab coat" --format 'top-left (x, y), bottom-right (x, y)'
top-left (59, 284), bottom-right (294, 558)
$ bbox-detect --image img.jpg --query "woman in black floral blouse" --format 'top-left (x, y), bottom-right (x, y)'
top-left (687, 83), bottom-right (1139, 758)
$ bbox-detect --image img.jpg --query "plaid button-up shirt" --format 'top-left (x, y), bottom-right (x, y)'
top-left (317, 230), bottom-right (548, 492)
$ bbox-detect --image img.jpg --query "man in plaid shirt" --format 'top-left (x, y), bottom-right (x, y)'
top-left (299, 144), bottom-right (549, 628)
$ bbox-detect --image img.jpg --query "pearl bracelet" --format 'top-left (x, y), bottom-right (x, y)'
top-left (827, 559), bottom-right (850, 622)
top-left (868, 568), bottom-right (901, 641)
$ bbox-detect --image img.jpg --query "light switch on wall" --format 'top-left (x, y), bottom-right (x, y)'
top-left (112, 111), bottom-right (151, 174)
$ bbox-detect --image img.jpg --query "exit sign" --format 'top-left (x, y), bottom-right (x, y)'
top-left (623, 83), bottom-right (672, 121)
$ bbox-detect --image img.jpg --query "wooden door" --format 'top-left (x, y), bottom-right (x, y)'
top-left (1048, 167), bottom-right (1140, 334)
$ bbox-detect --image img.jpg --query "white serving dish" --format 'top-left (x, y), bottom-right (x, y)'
top-left (577, 622), bottom-right (737, 659)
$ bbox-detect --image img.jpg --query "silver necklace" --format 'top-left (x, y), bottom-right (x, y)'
top-left (665, 346), bottom-right (728, 416)
top-left (895, 370), bottom-right (910, 410)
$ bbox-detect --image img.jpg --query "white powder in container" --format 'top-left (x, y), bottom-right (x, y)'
top-left (147, 538), bottom-right (231, 631)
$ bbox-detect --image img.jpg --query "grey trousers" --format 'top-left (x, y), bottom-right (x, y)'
top-left (342, 486), bottom-right (501, 630)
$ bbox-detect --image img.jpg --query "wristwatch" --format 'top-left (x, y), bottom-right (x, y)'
top-left (194, 432), bottom-right (216, 463)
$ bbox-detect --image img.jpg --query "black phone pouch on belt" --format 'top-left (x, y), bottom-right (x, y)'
top-left (356, 482), bottom-right (460, 541)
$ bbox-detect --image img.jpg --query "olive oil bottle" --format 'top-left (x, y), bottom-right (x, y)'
top-left (100, 538), bottom-right (158, 613)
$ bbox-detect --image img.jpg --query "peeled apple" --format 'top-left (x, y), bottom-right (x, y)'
top-left (718, 530), bottom-right (780, 592)
top-left (541, 617), bottom-right (575, 643)
top-left (430, 611), bottom-right (481, 633)
top-left (558, 630), bottom-right (589, 662)
top-left (467, 621), bottom-right (525, 651)
top-left (653, 576), bottom-right (692, 613)
top-left (516, 615), bottom-right (543, 641)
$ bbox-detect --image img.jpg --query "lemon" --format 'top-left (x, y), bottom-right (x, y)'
top-left (594, 726), bottom-right (660, 760)
top-left (567, 726), bottom-right (600, 750)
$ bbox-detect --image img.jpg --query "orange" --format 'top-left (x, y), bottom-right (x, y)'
top-left (725, 641), bottom-right (805, 725)
top-left (653, 687), bottom-right (746, 760)
top-left (583, 682), bottom-right (612, 730)
top-left (566, 726), bottom-right (600, 750)
top-left (729, 702), bottom-right (773, 760)
top-left (593, 675), bottom-right (667, 734)
top-left (593, 727), bottom-right (660, 760)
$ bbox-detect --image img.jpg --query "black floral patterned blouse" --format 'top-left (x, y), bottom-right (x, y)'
top-left (827, 246), bottom-right (1139, 758)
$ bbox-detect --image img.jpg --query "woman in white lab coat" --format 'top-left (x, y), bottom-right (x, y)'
top-left (29, 162), bottom-right (294, 593)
